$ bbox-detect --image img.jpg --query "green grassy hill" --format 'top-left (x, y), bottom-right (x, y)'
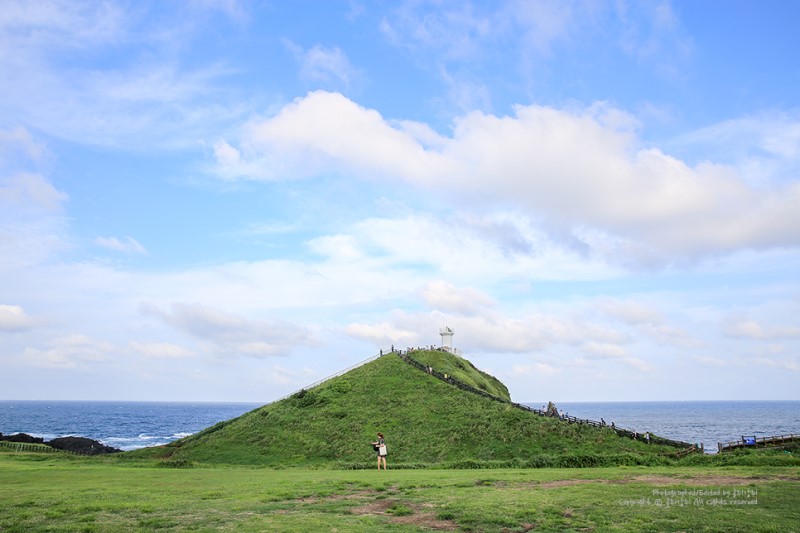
top-left (130, 351), bottom-right (683, 467)
top-left (408, 349), bottom-right (510, 401)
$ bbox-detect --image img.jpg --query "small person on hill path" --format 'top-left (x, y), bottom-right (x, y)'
top-left (372, 433), bottom-right (387, 470)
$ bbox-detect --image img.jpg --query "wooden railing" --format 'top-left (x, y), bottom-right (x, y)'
top-left (268, 352), bottom-right (384, 405)
top-left (397, 350), bottom-right (697, 451)
top-left (262, 346), bottom-right (698, 453)
top-left (0, 441), bottom-right (62, 454)
top-left (718, 433), bottom-right (798, 453)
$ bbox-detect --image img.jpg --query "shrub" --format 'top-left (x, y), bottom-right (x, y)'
top-left (328, 380), bottom-right (353, 394)
top-left (157, 459), bottom-right (194, 468)
top-left (387, 504), bottom-right (413, 516)
top-left (292, 389), bottom-right (326, 408)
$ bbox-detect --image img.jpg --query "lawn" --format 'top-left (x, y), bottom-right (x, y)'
top-left (1, 452), bottom-right (798, 532)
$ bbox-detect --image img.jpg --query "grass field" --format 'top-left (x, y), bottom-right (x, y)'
top-left (2, 452), bottom-right (798, 532)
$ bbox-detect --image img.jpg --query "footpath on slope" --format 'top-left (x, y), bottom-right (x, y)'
top-left (270, 346), bottom-right (699, 455)
top-left (395, 348), bottom-right (699, 455)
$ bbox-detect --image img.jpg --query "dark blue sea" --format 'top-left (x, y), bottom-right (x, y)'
top-left (528, 401), bottom-right (800, 452)
top-left (0, 401), bottom-right (261, 451)
top-left (1, 400), bottom-right (798, 453)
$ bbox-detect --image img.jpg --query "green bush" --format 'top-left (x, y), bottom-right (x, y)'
top-left (678, 450), bottom-right (800, 467)
top-left (328, 380), bottom-right (352, 394)
top-left (156, 459), bottom-right (194, 468)
top-left (387, 504), bottom-right (413, 516)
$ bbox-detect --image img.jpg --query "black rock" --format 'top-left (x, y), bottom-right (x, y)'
top-left (0, 432), bottom-right (45, 444)
top-left (47, 436), bottom-right (121, 455)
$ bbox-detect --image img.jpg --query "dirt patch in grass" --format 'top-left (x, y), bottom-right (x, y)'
top-left (391, 512), bottom-right (458, 531)
top-left (529, 479), bottom-right (598, 489)
top-left (350, 498), bottom-right (457, 531)
top-left (275, 489), bottom-right (457, 530)
top-left (620, 474), bottom-right (800, 486)
top-left (349, 497), bottom-right (400, 515)
top-left (293, 492), bottom-right (376, 503)
top-left (529, 474), bottom-right (800, 489)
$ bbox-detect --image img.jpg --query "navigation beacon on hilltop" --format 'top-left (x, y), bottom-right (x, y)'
top-left (439, 326), bottom-right (461, 356)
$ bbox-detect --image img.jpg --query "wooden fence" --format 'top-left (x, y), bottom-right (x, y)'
top-left (0, 439), bottom-right (105, 456)
top-left (398, 351), bottom-right (697, 452)
top-left (269, 352), bottom-right (384, 405)
top-left (718, 433), bottom-right (798, 453)
top-left (0, 440), bottom-right (62, 454)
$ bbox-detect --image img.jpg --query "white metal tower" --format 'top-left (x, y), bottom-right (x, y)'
top-left (439, 326), bottom-right (454, 352)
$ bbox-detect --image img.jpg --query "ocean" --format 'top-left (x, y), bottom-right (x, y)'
top-left (530, 400), bottom-right (800, 452)
top-left (0, 401), bottom-right (262, 451)
top-left (1, 400), bottom-right (798, 453)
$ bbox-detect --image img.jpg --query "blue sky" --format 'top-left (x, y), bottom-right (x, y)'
top-left (2, 0), bottom-right (799, 402)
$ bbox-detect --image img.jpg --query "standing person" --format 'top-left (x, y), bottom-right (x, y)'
top-left (372, 433), bottom-right (387, 470)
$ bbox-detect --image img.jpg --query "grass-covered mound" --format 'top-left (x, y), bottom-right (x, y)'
top-left (129, 351), bottom-right (682, 466)
top-left (408, 349), bottom-right (510, 401)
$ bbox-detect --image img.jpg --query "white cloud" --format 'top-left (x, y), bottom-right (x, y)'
top-left (379, 0), bottom-right (591, 64)
top-left (307, 234), bottom-right (364, 261)
top-left (354, 308), bottom-right (628, 355)
top-left (0, 127), bottom-right (46, 162)
top-left (129, 341), bottom-right (194, 359)
top-left (0, 1), bottom-right (250, 149)
top-left (213, 140), bottom-right (241, 166)
top-left (595, 299), bottom-right (697, 347)
top-left (0, 173), bottom-right (68, 212)
top-left (94, 236), bottom-right (147, 254)
top-left (295, 44), bottom-right (359, 88)
top-left (511, 0), bottom-right (575, 56)
top-left (141, 302), bottom-right (315, 358)
top-left (723, 319), bottom-right (800, 340)
top-left (0, 0), bottom-right (127, 48)
top-left (314, 212), bottom-right (618, 285)
top-left (639, 323), bottom-right (696, 347)
top-left (0, 304), bottom-right (37, 331)
top-left (189, 0), bottom-right (249, 23)
top-left (0, 172), bottom-right (70, 267)
top-left (379, 0), bottom-right (498, 115)
top-left (691, 355), bottom-right (730, 368)
top-left (682, 113), bottom-right (800, 160)
top-left (379, 0), bottom-right (690, 92)
top-left (393, 119), bottom-right (449, 150)
top-left (380, 2), bottom-right (492, 61)
top-left (615, 0), bottom-right (692, 77)
top-left (218, 91), bottom-right (800, 265)
top-left (437, 67), bottom-right (493, 114)
top-left (600, 299), bottom-right (664, 325)
top-left (231, 91), bottom-right (454, 182)
top-left (621, 357), bottom-right (654, 372)
top-left (345, 322), bottom-right (419, 347)
top-left (745, 355), bottom-right (799, 372)
top-left (671, 112), bottom-right (800, 185)
top-left (421, 280), bottom-right (495, 315)
top-left (509, 362), bottom-right (561, 377)
top-left (583, 341), bottom-right (628, 359)
top-left (257, 364), bottom-right (317, 386)
top-left (22, 333), bottom-right (113, 369)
